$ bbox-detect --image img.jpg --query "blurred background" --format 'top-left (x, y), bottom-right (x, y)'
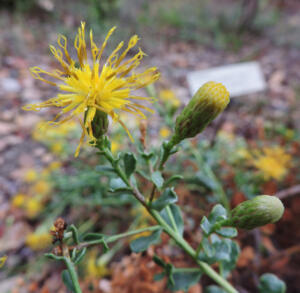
top-left (0, 0), bottom-right (300, 292)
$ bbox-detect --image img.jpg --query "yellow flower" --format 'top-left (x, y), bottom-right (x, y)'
top-left (24, 169), bottom-right (38, 183)
top-left (86, 251), bottom-right (110, 278)
top-left (50, 142), bottom-right (64, 155)
top-left (111, 141), bottom-right (120, 154)
top-left (25, 198), bottom-right (43, 218)
top-left (26, 232), bottom-right (52, 251)
top-left (47, 161), bottom-right (62, 171)
top-left (23, 22), bottom-right (160, 156)
top-left (159, 89), bottom-right (180, 108)
top-left (12, 193), bottom-right (26, 208)
top-left (251, 146), bottom-right (291, 180)
top-left (159, 126), bottom-right (171, 138)
top-left (32, 180), bottom-right (51, 195)
top-left (0, 256), bottom-right (7, 268)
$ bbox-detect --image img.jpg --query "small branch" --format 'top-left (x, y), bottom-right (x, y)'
top-left (276, 185), bottom-right (300, 200)
top-left (63, 257), bottom-right (82, 293)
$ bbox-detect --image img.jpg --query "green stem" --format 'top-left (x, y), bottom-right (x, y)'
top-left (165, 205), bottom-right (179, 234)
top-left (63, 257), bottom-right (82, 293)
top-left (100, 143), bottom-right (237, 293)
top-left (106, 225), bottom-right (161, 243)
top-left (150, 210), bottom-right (237, 293)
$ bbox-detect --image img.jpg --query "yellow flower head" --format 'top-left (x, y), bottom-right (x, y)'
top-left (26, 232), bottom-right (52, 251)
top-left (251, 146), bottom-right (291, 180)
top-left (25, 198), bottom-right (43, 218)
top-left (12, 193), bottom-right (27, 208)
top-left (159, 89), bottom-right (180, 108)
top-left (159, 126), bottom-right (171, 138)
top-left (24, 169), bottom-right (38, 183)
top-left (0, 256), bottom-right (7, 268)
top-left (23, 22), bottom-right (160, 156)
top-left (86, 251), bottom-right (110, 278)
top-left (32, 180), bottom-right (51, 196)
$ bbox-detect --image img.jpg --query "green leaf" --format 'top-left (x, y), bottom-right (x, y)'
top-left (83, 233), bottom-right (105, 241)
top-left (214, 239), bottom-right (231, 262)
top-left (163, 175), bottom-right (183, 187)
top-left (200, 216), bottom-right (214, 236)
top-left (130, 229), bottom-right (162, 253)
top-left (201, 237), bottom-right (215, 258)
top-left (208, 204), bottom-right (228, 225)
top-left (73, 248), bottom-right (87, 264)
top-left (160, 204), bottom-right (184, 236)
top-left (123, 152), bottom-right (137, 178)
top-left (220, 240), bottom-right (240, 278)
top-left (205, 285), bottom-right (227, 293)
top-left (151, 188), bottom-right (178, 211)
top-left (168, 270), bottom-right (202, 292)
top-left (62, 270), bottom-right (76, 292)
top-left (151, 171), bottom-right (164, 189)
top-left (215, 227), bottom-right (237, 238)
top-left (259, 274), bottom-right (286, 293)
top-left (109, 178), bottom-right (131, 192)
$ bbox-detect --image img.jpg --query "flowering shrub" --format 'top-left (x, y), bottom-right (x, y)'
top-left (21, 23), bottom-right (286, 293)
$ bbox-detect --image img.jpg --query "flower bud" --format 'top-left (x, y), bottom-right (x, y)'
top-left (172, 81), bottom-right (229, 144)
top-left (89, 109), bottom-right (109, 140)
top-left (229, 195), bottom-right (284, 230)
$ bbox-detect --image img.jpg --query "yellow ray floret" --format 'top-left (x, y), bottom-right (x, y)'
top-left (23, 22), bottom-right (160, 156)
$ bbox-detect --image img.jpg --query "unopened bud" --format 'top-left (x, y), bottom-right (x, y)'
top-left (172, 81), bottom-right (229, 144)
top-left (89, 109), bottom-right (109, 140)
top-left (229, 195), bottom-right (284, 230)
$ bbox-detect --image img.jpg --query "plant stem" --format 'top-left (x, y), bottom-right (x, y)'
top-left (101, 144), bottom-right (237, 293)
top-left (149, 210), bottom-right (238, 293)
top-left (63, 257), bottom-right (82, 293)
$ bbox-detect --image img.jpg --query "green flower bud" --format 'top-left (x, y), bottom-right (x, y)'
top-left (229, 195), bottom-right (284, 230)
top-left (86, 109), bottom-right (109, 140)
top-left (172, 81), bottom-right (230, 144)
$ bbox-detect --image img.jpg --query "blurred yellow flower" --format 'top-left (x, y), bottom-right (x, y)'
top-left (23, 22), bottom-right (160, 156)
top-left (11, 193), bottom-right (26, 208)
top-left (0, 256), bottom-right (7, 268)
top-left (111, 141), bottom-right (120, 154)
top-left (159, 89), bottom-right (180, 108)
top-left (159, 126), bottom-right (171, 138)
top-left (86, 251), bottom-right (110, 278)
top-left (25, 198), bottom-right (43, 218)
top-left (251, 146), bottom-right (291, 180)
top-left (130, 206), bottom-right (154, 240)
top-left (50, 142), bottom-right (64, 155)
top-left (32, 180), bottom-right (51, 196)
top-left (236, 148), bottom-right (251, 160)
top-left (24, 169), bottom-right (38, 183)
top-left (47, 161), bottom-right (62, 171)
top-left (26, 233), bottom-right (52, 251)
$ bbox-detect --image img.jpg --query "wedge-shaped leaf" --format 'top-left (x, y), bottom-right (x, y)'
top-left (220, 239), bottom-right (240, 278)
top-left (200, 216), bottom-right (214, 236)
top-left (62, 270), bottom-right (75, 292)
top-left (109, 178), bottom-right (131, 192)
top-left (163, 175), bottom-right (183, 188)
top-left (123, 153), bottom-right (137, 178)
top-left (259, 273), bottom-right (286, 293)
top-left (83, 233), bottom-right (105, 241)
top-left (151, 171), bottom-right (164, 189)
top-left (208, 204), bottom-right (228, 225)
top-left (151, 188), bottom-right (178, 211)
top-left (160, 204), bottom-right (184, 236)
top-left (201, 237), bottom-right (215, 258)
top-left (130, 229), bottom-right (162, 253)
top-left (169, 270), bottom-right (202, 292)
top-left (215, 227), bottom-right (237, 238)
